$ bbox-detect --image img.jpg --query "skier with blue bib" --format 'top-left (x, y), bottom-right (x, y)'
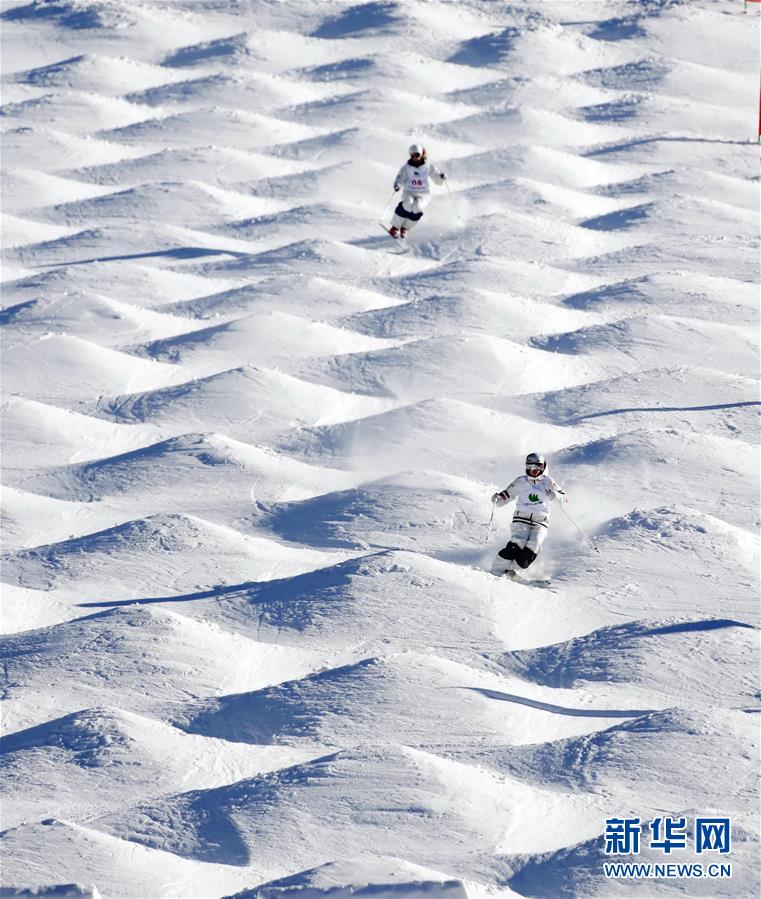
top-left (388, 144), bottom-right (446, 239)
top-left (490, 452), bottom-right (567, 577)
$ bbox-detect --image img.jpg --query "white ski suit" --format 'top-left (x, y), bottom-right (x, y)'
top-left (490, 473), bottom-right (566, 575)
top-left (390, 158), bottom-right (446, 233)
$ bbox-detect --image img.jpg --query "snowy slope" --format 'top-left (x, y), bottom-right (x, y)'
top-left (1, 1), bottom-right (759, 898)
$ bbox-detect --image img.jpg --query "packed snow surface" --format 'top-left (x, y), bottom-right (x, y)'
top-left (1, 1), bottom-right (759, 898)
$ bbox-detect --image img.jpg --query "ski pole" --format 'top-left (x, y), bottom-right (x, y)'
top-left (444, 179), bottom-right (463, 222)
top-left (380, 190), bottom-right (396, 223)
top-left (558, 503), bottom-right (599, 554)
top-left (485, 499), bottom-right (497, 543)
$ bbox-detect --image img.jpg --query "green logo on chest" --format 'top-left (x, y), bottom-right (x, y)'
top-left (528, 493), bottom-right (540, 502)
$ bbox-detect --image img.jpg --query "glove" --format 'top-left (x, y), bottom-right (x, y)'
top-left (393, 182), bottom-right (400, 191)
top-left (440, 172), bottom-right (446, 180)
top-left (549, 489), bottom-right (567, 503)
top-left (491, 490), bottom-right (509, 506)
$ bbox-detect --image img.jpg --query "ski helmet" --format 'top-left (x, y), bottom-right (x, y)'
top-left (525, 452), bottom-right (546, 476)
top-left (408, 143), bottom-right (425, 158)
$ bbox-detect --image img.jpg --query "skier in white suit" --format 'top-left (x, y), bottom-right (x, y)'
top-left (388, 143), bottom-right (446, 239)
top-left (490, 452), bottom-right (567, 577)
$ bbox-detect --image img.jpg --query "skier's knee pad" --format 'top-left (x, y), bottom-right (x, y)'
top-left (395, 201), bottom-right (423, 221)
top-left (516, 547), bottom-right (537, 569)
top-left (498, 542), bottom-right (521, 561)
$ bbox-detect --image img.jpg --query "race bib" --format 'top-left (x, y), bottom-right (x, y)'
top-left (407, 172), bottom-right (429, 191)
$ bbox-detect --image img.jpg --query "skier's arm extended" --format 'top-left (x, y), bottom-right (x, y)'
top-left (546, 478), bottom-right (568, 503)
top-left (393, 164), bottom-right (406, 191)
top-left (491, 478), bottom-right (520, 506)
top-left (429, 163), bottom-right (446, 185)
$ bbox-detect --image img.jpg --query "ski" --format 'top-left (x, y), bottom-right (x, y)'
top-left (378, 222), bottom-right (410, 253)
top-left (500, 570), bottom-right (552, 588)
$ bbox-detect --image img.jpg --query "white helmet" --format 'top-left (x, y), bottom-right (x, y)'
top-left (408, 143), bottom-right (425, 158)
top-left (525, 452), bottom-right (546, 477)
